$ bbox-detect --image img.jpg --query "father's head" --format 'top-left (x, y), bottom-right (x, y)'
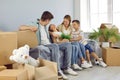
top-left (40, 11), bottom-right (54, 26)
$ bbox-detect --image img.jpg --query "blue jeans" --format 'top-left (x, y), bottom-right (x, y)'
top-left (71, 42), bottom-right (86, 64)
top-left (58, 42), bottom-right (72, 69)
top-left (85, 44), bottom-right (94, 54)
top-left (71, 42), bottom-right (86, 59)
top-left (71, 45), bottom-right (79, 64)
top-left (78, 43), bottom-right (86, 59)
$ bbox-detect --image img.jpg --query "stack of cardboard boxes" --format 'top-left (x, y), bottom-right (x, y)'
top-left (100, 23), bottom-right (120, 66)
top-left (0, 30), bottom-right (58, 80)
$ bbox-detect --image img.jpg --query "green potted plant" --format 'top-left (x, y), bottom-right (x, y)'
top-left (89, 28), bottom-right (120, 47)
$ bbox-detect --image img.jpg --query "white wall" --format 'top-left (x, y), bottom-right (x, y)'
top-left (0, 0), bottom-right (73, 31)
top-left (73, 0), bottom-right (80, 20)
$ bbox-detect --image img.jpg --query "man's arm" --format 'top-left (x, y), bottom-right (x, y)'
top-left (19, 25), bottom-right (38, 32)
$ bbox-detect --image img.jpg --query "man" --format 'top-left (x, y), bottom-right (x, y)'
top-left (20, 11), bottom-right (77, 79)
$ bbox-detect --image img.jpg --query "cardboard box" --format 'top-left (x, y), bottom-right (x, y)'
top-left (24, 59), bottom-right (58, 80)
top-left (102, 47), bottom-right (120, 66)
top-left (100, 23), bottom-right (119, 33)
top-left (0, 32), bottom-right (17, 65)
top-left (0, 69), bottom-right (28, 80)
top-left (99, 23), bottom-right (119, 42)
top-left (17, 30), bottom-right (38, 48)
top-left (0, 66), bottom-right (6, 71)
top-left (12, 63), bottom-right (24, 69)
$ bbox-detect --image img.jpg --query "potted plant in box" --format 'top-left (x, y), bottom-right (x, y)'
top-left (89, 28), bottom-right (120, 47)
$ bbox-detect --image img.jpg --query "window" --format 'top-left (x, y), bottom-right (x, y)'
top-left (80, 0), bottom-right (108, 32)
top-left (80, 0), bottom-right (90, 32)
top-left (113, 0), bottom-right (120, 31)
top-left (80, 0), bottom-right (120, 32)
top-left (90, 0), bottom-right (108, 30)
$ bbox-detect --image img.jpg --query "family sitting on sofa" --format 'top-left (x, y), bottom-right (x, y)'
top-left (19, 11), bottom-right (107, 80)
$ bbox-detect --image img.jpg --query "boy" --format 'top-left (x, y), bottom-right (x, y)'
top-left (71, 20), bottom-right (107, 67)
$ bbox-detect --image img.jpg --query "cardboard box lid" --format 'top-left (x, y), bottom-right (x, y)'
top-left (0, 69), bottom-right (27, 80)
top-left (17, 30), bottom-right (38, 48)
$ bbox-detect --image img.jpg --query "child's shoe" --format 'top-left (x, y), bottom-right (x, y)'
top-left (72, 64), bottom-right (83, 70)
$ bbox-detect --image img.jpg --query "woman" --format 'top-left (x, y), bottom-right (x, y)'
top-left (57, 15), bottom-right (73, 35)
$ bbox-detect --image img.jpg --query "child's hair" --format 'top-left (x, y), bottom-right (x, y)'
top-left (49, 24), bottom-right (59, 32)
top-left (49, 24), bottom-right (54, 32)
top-left (72, 20), bottom-right (80, 25)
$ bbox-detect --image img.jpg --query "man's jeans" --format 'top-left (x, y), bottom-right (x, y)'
top-left (45, 42), bottom-right (72, 70)
top-left (58, 42), bottom-right (72, 69)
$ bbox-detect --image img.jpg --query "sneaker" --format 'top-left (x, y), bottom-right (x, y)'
top-left (95, 58), bottom-right (103, 65)
top-left (64, 67), bottom-right (78, 76)
top-left (88, 61), bottom-right (93, 68)
top-left (95, 60), bottom-right (99, 65)
top-left (58, 70), bottom-right (68, 80)
top-left (81, 61), bottom-right (91, 68)
top-left (98, 61), bottom-right (107, 68)
top-left (72, 64), bottom-right (83, 70)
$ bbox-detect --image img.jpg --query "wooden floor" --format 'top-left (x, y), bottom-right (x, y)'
top-left (63, 66), bottom-right (120, 80)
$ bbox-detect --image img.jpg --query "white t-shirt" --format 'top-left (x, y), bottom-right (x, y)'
top-left (53, 32), bottom-right (62, 36)
top-left (39, 25), bottom-right (51, 45)
top-left (53, 32), bottom-right (62, 42)
top-left (71, 29), bottom-right (87, 45)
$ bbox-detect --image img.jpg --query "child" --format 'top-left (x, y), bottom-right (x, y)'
top-left (71, 20), bottom-right (107, 67)
top-left (49, 24), bottom-right (91, 69)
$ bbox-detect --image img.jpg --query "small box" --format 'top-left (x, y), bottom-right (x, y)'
top-left (0, 32), bottom-right (17, 65)
top-left (102, 47), bottom-right (120, 66)
top-left (0, 69), bottom-right (28, 80)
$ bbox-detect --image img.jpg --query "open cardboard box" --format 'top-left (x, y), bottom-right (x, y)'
top-left (13, 59), bottom-right (58, 80)
top-left (0, 69), bottom-right (28, 80)
top-left (99, 23), bottom-right (119, 42)
top-left (25, 59), bottom-right (58, 80)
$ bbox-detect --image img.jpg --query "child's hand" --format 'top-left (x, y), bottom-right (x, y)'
top-left (52, 33), bottom-right (59, 37)
top-left (62, 39), bottom-right (69, 42)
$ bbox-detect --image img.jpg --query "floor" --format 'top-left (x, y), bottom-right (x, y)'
top-left (65, 66), bottom-right (120, 80)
